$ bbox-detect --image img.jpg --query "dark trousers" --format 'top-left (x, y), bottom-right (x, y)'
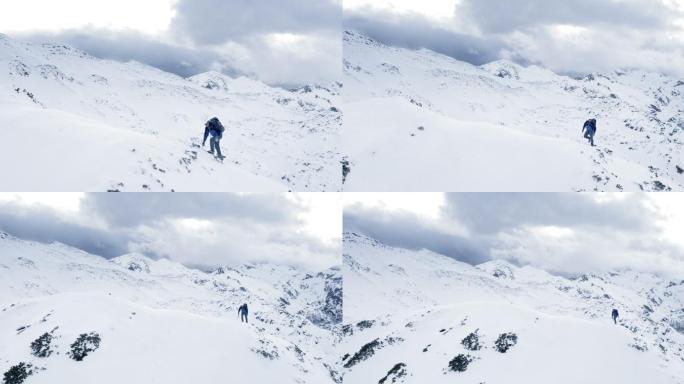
top-left (584, 130), bottom-right (595, 146)
top-left (241, 312), bottom-right (248, 323)
top-left (210, 136), bottom-right (223, 158)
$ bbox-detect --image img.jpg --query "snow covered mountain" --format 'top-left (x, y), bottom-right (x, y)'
top-left (342, 30), bottom-right (684, 191)
top-left (0, 231), bottom-right (342, 384)
top-left (0, 33), bottom-right (341, 191)
top-left (341, 232), bottom-right (684, 384)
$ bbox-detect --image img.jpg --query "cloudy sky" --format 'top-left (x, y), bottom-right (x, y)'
top-left (345, 0), bottom-right (684, 76)
top-left (0, 0), bottom-right (341, 86)
top-left (344, 193), bottom-right (684, 278)
top-left (0, 193), bottom-right (341, 271)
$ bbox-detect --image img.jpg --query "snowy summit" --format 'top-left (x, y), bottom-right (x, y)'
top-left (0, 34), bottom-right (342, 192)
top-left (342, 30), bottom-right (684, 192)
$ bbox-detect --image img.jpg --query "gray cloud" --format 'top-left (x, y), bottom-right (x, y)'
top-left (0, 203), bottom-right (129, 257)
top-left (442, 193), bottom-right (661, 234)
top-left (0, 194), bottom-right (338, 271)
top-left (344, 204), bottom-right (489, 264)
top-left (216, 30), bottom-right (342, 88)
top-left (461, 0), bottom-right (669, 34)
top-left (345, 0), bottom-right (684, 76)
top-left (170, 0), bottom-right (341, 45)
top-left (168, 0), bottom-right (342, 86)
top-left (80, 193), bottom-right (296, 227)
top-left (17, 28), bottom-right (237, 78)
top-left (9, 1), bottom-right (342, 86)
top-left (344, 9), bottom-right (510, 65)
top-left (345, 193), bottom-right (684, 277)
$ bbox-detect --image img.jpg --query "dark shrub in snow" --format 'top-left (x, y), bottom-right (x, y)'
top-left (252, 347), bottom-right (279, 360)
top-left (461, 330), bottom-right (482, 351)
top-left (344, 339), bottom-right (382, 368)
top-left (342, 159), bottom-right (351, 184)
top-left (378, 362), bottom-right (407, 384)
top-left (494, 332), bottom-right (518, 353)
top-left (447, 354), bottom-right (474, 372)
top-left (68, 332), bottom-right (101, 361)
top-left (30, 332), bottom-right (54, 358)
top-left (357, 320), bottom-right (375, 330)
top-left (3, 363), bottom-right (34, 384)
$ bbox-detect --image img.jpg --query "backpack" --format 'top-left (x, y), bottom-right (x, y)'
top-left (208, 117), bottom-right (225, 133)
top-left (584, 119), bottom-right (596, 132)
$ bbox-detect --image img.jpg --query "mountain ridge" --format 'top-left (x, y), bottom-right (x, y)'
top-left (0, 231), bottom-right (342, 383)
top-left (341, 231), bottom-right (684, 384)
top-left (0, 34), bottom-right (341, 192)
top-left (342, 29), bottom-right (684, 192)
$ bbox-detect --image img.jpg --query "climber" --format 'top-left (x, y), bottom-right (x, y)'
top-left (582, 118), bottom-right (597, 147)
top-left (202, 117), bottom-right (226, 160)
top-left (611, 308), bottom-right (619, 324)
top-left (238, 303), bottom-right (249, 323)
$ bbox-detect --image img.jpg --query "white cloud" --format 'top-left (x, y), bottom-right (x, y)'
top-left (345, 193), bottom-right (684, 278)
top-left (344, 192), bottom-right (446, 220)
top-left (3, 0), bottom-right (341, 85)
top-left (345, 0), bottom-right (684, 76)
top-left (344, 0), bottom-right (458, 21)
top-left (0, 0), bottom-right (175, 34)
top-left (0, 193), bottom-right (341, 271)
top-left (0, 193), bottom-right (84, 214)
top-left (290, 193), bottom-right (342, 246)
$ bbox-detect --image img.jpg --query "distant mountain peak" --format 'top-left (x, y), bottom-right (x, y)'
top-left (476, 258), bottom-right (519, 279)
top-left (110, 253), bottom-right (154, 273)
top-left (0, 31), bottom-right (341, 191)
top-left (188, 70), bottom-right (234, 92)
top-left (342, 231), bottom-right (684, 383)
top-left (0, 234), bottom-right (340, 382)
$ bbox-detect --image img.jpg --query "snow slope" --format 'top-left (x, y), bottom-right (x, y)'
top-left (0, 231), bottom-right (342, 383)
top-left (341, 232), bottom-right (684, 384)
top-left (342, 30), bottom-right (684, 191)
top-left (0, 33), bottom-right (341, 191)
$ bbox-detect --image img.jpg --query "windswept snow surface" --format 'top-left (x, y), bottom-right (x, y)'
top-left (0, 232), bottom-right (342, 383)
top-left (342, 30), bottom-right (684, 191)
top-left (341, 232), bottom-right (684, 384)
top-left (0, 33), bottom-right (341, 191)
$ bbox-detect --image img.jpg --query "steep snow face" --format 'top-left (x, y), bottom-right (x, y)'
top-left (0, 232), bottom-right (342, 383)
top-left (342, 30), bottom-right (684, 191)
top-left (341, 232), bottom-right (684, 384)
top-left (0, 36), bottom-right (341, 192)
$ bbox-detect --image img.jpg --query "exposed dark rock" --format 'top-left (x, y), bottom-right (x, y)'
top-left (342, 159), bottom-right (351, 184)
top-left (344, 335), bottom-right (404, 369)
top-left (357, 320), bottom-right (375, 330)
top-left (306, 269), bottom-right (342, 329)
top-left (344, 339), bottom-right (382, 368)
top-left (378, 363), bottom-right (407, 384)
top-left (342, 324), bottom-right (354, 337)
top-left (325, 362), bottom-right (343, 384)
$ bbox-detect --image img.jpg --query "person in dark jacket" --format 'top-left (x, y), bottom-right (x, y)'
top-left (611, 308), bottom-right (619, 324)
top-left (582, 118), bottom-right (597, 147)
top-left (202, 117), bottom-right (225, 160)
top-left (238, 303), bottom-right (249, 323)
